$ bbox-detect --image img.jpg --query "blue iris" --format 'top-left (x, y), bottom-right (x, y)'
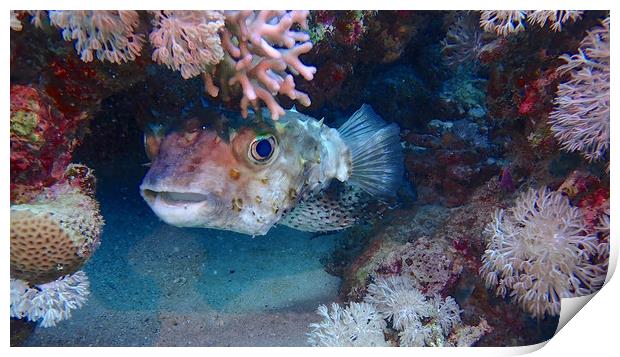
top-left (255, 139), bottom-right (273, 158)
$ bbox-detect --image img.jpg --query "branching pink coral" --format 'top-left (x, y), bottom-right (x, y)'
top-left (204, 10), bottom-right (316, 120)
top-left (49, 10), bottom-right (144, 64)
top-left (480, 187), bottom-right (607, 318)
top-left (549, 17), bottom-right (610, 162)
top-left (150, 11), bottom-right (225, 79)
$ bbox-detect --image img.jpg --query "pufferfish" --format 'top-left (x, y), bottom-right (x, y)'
top-left (140, 104), bottom-right (404, 236)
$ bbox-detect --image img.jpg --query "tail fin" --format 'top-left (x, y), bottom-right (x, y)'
top-left (338, 104), bottom-right (404, 199)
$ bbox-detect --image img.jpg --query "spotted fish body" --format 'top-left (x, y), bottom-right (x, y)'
top-left (140, 105), bottom-right (403, 236)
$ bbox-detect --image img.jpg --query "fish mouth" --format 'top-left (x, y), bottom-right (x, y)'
top-left (140, 187), bottom-right (272, 236)
top-left (141, 189), bottom-right (212, 206)
top-left (140, 187), bottom-right (221, 228)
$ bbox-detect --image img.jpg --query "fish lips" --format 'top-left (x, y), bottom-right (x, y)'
top-left (140, 185), bottom-right (222, 227)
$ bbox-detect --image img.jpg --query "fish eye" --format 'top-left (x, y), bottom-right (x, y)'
top-left (249, 135), bottom-right (277, 164)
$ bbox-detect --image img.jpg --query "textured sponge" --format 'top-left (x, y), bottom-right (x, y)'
top-left (10, 183), bottom-right (103, 285)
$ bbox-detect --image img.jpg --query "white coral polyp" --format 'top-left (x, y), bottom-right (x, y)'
top-left (10, 10), bottom-right (23, 31)
top-left (480, 10), bottom-right (583, 36)
top-left (549, 17), bottom-right (610, 162)
top-left (49, 10), bottom-right (144, 64)
top-left (397, 294), bottom-right (463, 347)
top-left (432, 295), bottom-right (462, 334)
top-left (10, 270), bottom-right (90, 328)
top-left (479, 10), bottom-right (528, 36)
top-left (527, 10), bottom-right (583, 31)
top-left (308, 275), bottom-right (487, 346)
top-left (480, 187), bottom-right (606, 318)
top-left (307, 302), bottom-right (388, 347)
top-left (398, 319), bottom-right (431, 347)
top-left (150, 10), bottom-right (225, 79)
top-left (364, 275), bottom-right (432, 330)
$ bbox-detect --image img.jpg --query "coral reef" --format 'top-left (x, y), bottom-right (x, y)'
top-left (480, 11), bottom-right (529, 36)
top-left (12, 10), bottom-right (315, 121)
top-left (365, 275), bottom-right (433, 332)
top-left (399, 236), bottom-right (462, 295)
top-left (11, 271), bottom-right (90, 328)
top-left (549, 17), bottom-right (610, 162)
top-left (10, 171), bottom-right (103, 328)
top-left (404, 116), bottom-right (498, 207)
top-left (204, 10), bottom-right (316, 120)
top-left (480, 187), bottom-right (608, 318)
top-left (8, 9), bottom-right (611, 347)
top-left (526, 11), bottom-right (584, 32)
top-left (10, 179), bottom-right (103, 284)
top-left (338, 178), bottom-right (571, 346)
top-left (10, 85), bottom-right (88, 203)
top-left (308, 275), bottom-right (491, 347)
top-left (336, 204), bottom-right (463, 301)
top-left (49, 11), bottom-right (144, 64)
top-left (293, 11), bottom-right (427, 115)
top-left (362, 65), bottom-right (437, 129)
top-left (480, 11), bottom-right (583, 36)
top-left (477, 11), bottom-right (609, 191)
top-left (149, 11), bottom-right (225, 79)
top-left (441, 12), bottom-right (485, 68)
top-left (307, 302), bottom-right (388, 347)
top-left (364, 11), bottom-right (420, 64)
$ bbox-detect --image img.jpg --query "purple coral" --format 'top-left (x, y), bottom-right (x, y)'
top-left (204, 10), bottom-right (317, 120)
top-left (549, 17), bottom-right (610, 162)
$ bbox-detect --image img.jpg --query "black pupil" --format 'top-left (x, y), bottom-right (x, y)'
top-left (255, 139), bottom-right (272, 158)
